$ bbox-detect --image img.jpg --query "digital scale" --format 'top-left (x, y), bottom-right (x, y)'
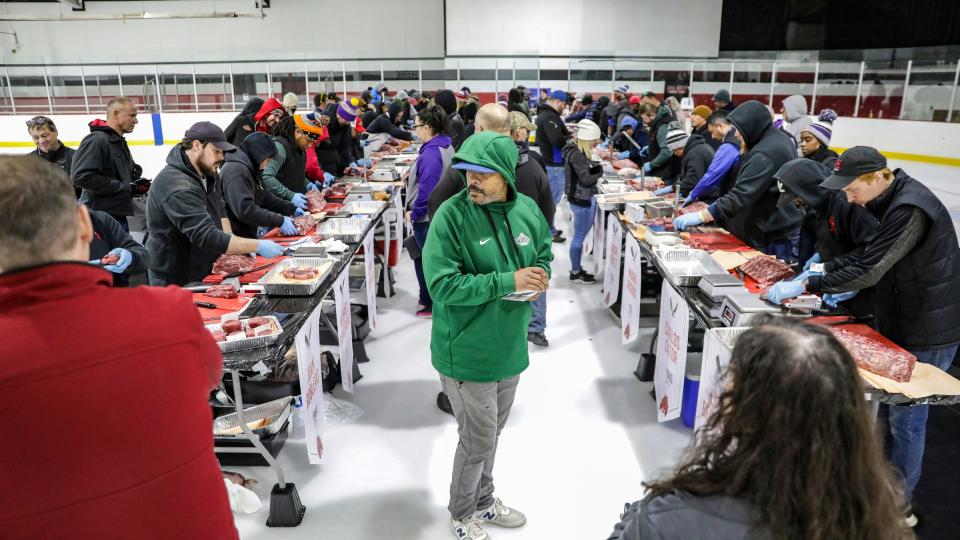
top-left (719, 291), bottom-right (782, 327)
top-left (696, 274), bottom-right (748, 318)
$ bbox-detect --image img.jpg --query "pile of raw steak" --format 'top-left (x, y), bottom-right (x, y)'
top-left (828, 327), bottom-right (917, 382)
top-left (739, 256), bottom-right (794, 288)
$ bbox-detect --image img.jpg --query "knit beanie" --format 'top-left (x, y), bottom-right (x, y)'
top-left (576, 119), bottom-right (601, 141)
top-left (294, 114), bottom-right (325, 136)
top-left (666, 128), bottom-right (689, 151)
top-left (282, 92), bottom-right (299, 110)
top-left (620, 116), bottom-right (639, 132)
top-left (692, 105), bottom-right (713, 121)
top-left (337, 99), bottom-right (359, 122)
top-left (807, 109), bottom-right (837, 146)
top-left (239, 132), bottom-right (277, 165)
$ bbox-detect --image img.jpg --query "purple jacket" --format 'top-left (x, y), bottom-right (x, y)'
top-left (411, 134), bottom-right (453, 222)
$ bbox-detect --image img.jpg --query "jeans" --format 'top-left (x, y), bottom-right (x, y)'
top-left (412, 220), bottom-right (431, 308)
top-left (528, 292), bottom-right (546, 333)
top-left (886, 344), bottom-right (958, 501)
top-left (440, 374), bottom-right (520, 520)
top-left (765, 229), bottom-right (800, 264)
top-left (545, 166), bottom-right (565, 233)
top-left (569, 201), bottom-right (595, 272)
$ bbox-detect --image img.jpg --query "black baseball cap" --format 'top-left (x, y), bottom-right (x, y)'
top-left (184, 121), bottom-right (236, 152)
top-left (821, 146), bottom-right (887, 189)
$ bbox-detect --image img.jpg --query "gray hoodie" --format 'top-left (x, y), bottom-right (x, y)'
top-left (780, 95), bottom-right (811, 148)
top-left (608, 491), bottom-right (772, 540)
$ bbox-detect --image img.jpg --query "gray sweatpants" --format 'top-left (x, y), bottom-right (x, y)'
top-left (440, 374), bottom-right (520, 521)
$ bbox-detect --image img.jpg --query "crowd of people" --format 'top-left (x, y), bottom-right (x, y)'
top-left (5, 80), bottom-right (957, 539)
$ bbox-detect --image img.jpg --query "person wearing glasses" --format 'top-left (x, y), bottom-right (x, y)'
top-left (71, 96), bottom-right (138, 229)
top-left (407, 105), bottom-right (454, 318)
top-left (261, 115), bottom-right (324, 207)
top-left (27, 116), bottom-right (77, 197)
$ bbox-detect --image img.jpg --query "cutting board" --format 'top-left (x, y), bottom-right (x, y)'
top-left (858, 364), bottom-right (960, 399)
top-left (202, 255), bottom-right (288, 284)
top-left (194, 292), bottom-right (253, 322)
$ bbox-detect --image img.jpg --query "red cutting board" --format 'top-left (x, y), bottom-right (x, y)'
top-left (194, 292), bottom-right (254, 323)
top-left (202, 255), bottom-right (288, 284)
top-left (261, 226), bottom-right (317, 244)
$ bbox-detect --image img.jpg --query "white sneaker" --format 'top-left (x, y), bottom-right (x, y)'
top-left (450, 515), bottom-right (490, 540)
top-left (476, 497), bottom-right (527, 528)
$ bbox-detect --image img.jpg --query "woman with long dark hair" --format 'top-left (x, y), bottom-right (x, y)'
top-left (609, 317), bottom-right (909, 540)
top-left (224, 96), bottom-right (265, 147)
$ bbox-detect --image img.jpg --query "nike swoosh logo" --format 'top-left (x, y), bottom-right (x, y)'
top-left (480, 238), bottom-right (492, 245)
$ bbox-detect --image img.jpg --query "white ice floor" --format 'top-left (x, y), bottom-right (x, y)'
top-left (228, 203), bottom-right (692, 540)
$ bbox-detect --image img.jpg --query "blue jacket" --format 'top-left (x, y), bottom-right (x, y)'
top-left (410, 134), bottom-right (453, 222)
top-left (688, 136), bottom-right (740, 203)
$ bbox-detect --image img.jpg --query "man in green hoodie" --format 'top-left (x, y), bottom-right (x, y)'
top-left (423, 131), bottom-right (553, 540)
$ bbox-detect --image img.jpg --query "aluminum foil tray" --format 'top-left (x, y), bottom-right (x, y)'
top-left (657, 249), bottom-right (728, 286)
top-left (709, 327), bottom-right (751, 351)
top-left (600, 183), bottom-right (630, 194)
top-left (205, 315), bottom-right (283, 353)
top-left (260, 257), bottom-right (334, 296)
top-left (345, 200), bottom-right (387, 215)
top-left (319, 217), bottom-right (371, 243)
top-left (214, 397), bottom-right (293, 438)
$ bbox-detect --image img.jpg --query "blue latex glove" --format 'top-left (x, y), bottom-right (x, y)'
top-left (294, 208), bottom-right (306, 217)
top-left (766, 280), bottom-right (806, 305)
top-left (256, 240), bottom-right (285, 258)
top-left (290, 193), bottom-right (307, 210)
top-left (102, 248), bottom-right (133, 274)
top-left (323, 172), bottom-right (335, 185)
top-left (598, 141), bottom-right (610, 150)
top-left (359, 138), bottom-right (368, 148)
top-left (824, 290), bottom-right (859, 308)
top-left (359, 157), bottom-right (373, 168)
top-left (654, 186), bottom-right (673, 196)
top-left (803, 252), bottom-right (821, 272)
top-left (639, 146), bottom-right (649, 159)
top-left (673, 212), bottom-right (705, 231)
top-left (280, 216), bottom-right (298, 236)
top-left (791, 267), bottom-right (824, 283)
top-left (348, 161), bottom-right (358, 169)
top-left (643, 162), bottom-right (652, 173)
top-left (617, 150), bottom-right (630, 159)
top-left (305, 182), bottom-right (318, 191)
top-left (406, 119), bottom-right (415, 127)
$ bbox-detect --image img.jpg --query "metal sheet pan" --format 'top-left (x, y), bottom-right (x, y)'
top-left (657, 249), bottom-right (729, 286)
top-left (206, 315), bottom-right (283, 353)
top-left (260, 257), bottom-right (335, 296)
top-left (318, 217), bottom-right (371, 243)
top-left (214, 397), bottom-right (293, 438)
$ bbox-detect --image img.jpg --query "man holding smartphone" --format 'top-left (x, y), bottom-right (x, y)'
top-left (423, 131), bottom-right (553, 540)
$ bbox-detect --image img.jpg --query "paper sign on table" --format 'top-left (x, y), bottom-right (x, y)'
top-left (592, 203), bottom-right (605, 274)
top-left (295, 303), bottom-right (327, 464)
top-left (621, 234), bottom-right (643, 344)
top-left (694, 328), bottom-right (745, 431)
top-left (655, 280), bottom-right (689, 422)
top-left (362, 229), bottom-right (378, 329)
top-left (333, 270), bottom-right (355, 393)
top-left (602, 213), bottom-right (623, 308)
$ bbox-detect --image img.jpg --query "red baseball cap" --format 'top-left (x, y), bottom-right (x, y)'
top-left (629, 96), bottom-right (642, 105)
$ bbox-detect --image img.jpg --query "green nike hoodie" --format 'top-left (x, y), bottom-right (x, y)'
top-left (423, 131), bottom-right (554, 382)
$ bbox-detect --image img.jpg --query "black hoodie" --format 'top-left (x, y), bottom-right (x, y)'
top-left (774, 158), bottom-right (879, 266)
top-left (221, 144), bottom-right (296, 239)
top-left (146, 145), bottom-right (232, 286)
top-left (366, 101), bottom-right (413, 141)
top-left (677, 134), bottom-right (715, 198)
top-left (710, 101), bottom-right (801, 250)
top-left (88, 209), bottom-right (149, 284)
top-left (316, 103), bottom-right (357, 176)
top-left (71, 120), bottom-right (135, 216)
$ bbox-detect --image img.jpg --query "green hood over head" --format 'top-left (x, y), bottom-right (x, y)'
top-left (452, 131), bottom-right (518, 186)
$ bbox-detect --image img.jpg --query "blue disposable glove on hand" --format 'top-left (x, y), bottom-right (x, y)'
top-left (294, 208), bottom-right (306, 217)
top-left (290, 193), bottom-right (307, 210)
top-left (280, 216), bottom-right (298, 236)
top-left (102, 248), bottom-right (133, 273)
top-left (791, 266), bottom-right (824, 283)
top-left (654, 186), bottom-right (673, 196)
top-left (673, 212), bottom-right (705, 231)
top-left (359, 157), bottom-right (373, 168)
top-left (824, 290), bottom-right (859, 308)
top-left (766, 279), bottom-right (806, 305)
top-left (305, 182), bottom-right (318, 191)
top-left (323, 172), bottom-right (336, 186)
top-left (803, 252), bottom-right (821, 272)
top-left (359, 139), bottom-right (368, 148)
top-left (256, 240), bottom-right (285, 258)
top-left (406, 119), bottom-right (414, 127)
top-left (639, 146), bottom-right (649, 159)
top-left (348, 161), bottom-right (358, 169)
top-left (598, 141), bottom-right (610, 150)
top-left (617, 150), bottom-right (630, 159)
top-left (643, 162), bottom-right (652, 173)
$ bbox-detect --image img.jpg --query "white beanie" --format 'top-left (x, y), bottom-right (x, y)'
top-left (666, 128), bottom-right (689, 151)
top-left (576, 119), bottom-right (601, 141)
top-left (282, 92), bottom-right (299, 109)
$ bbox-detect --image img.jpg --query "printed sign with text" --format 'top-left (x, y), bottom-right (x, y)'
top-left (654, 280), bottom-right (689, 422)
